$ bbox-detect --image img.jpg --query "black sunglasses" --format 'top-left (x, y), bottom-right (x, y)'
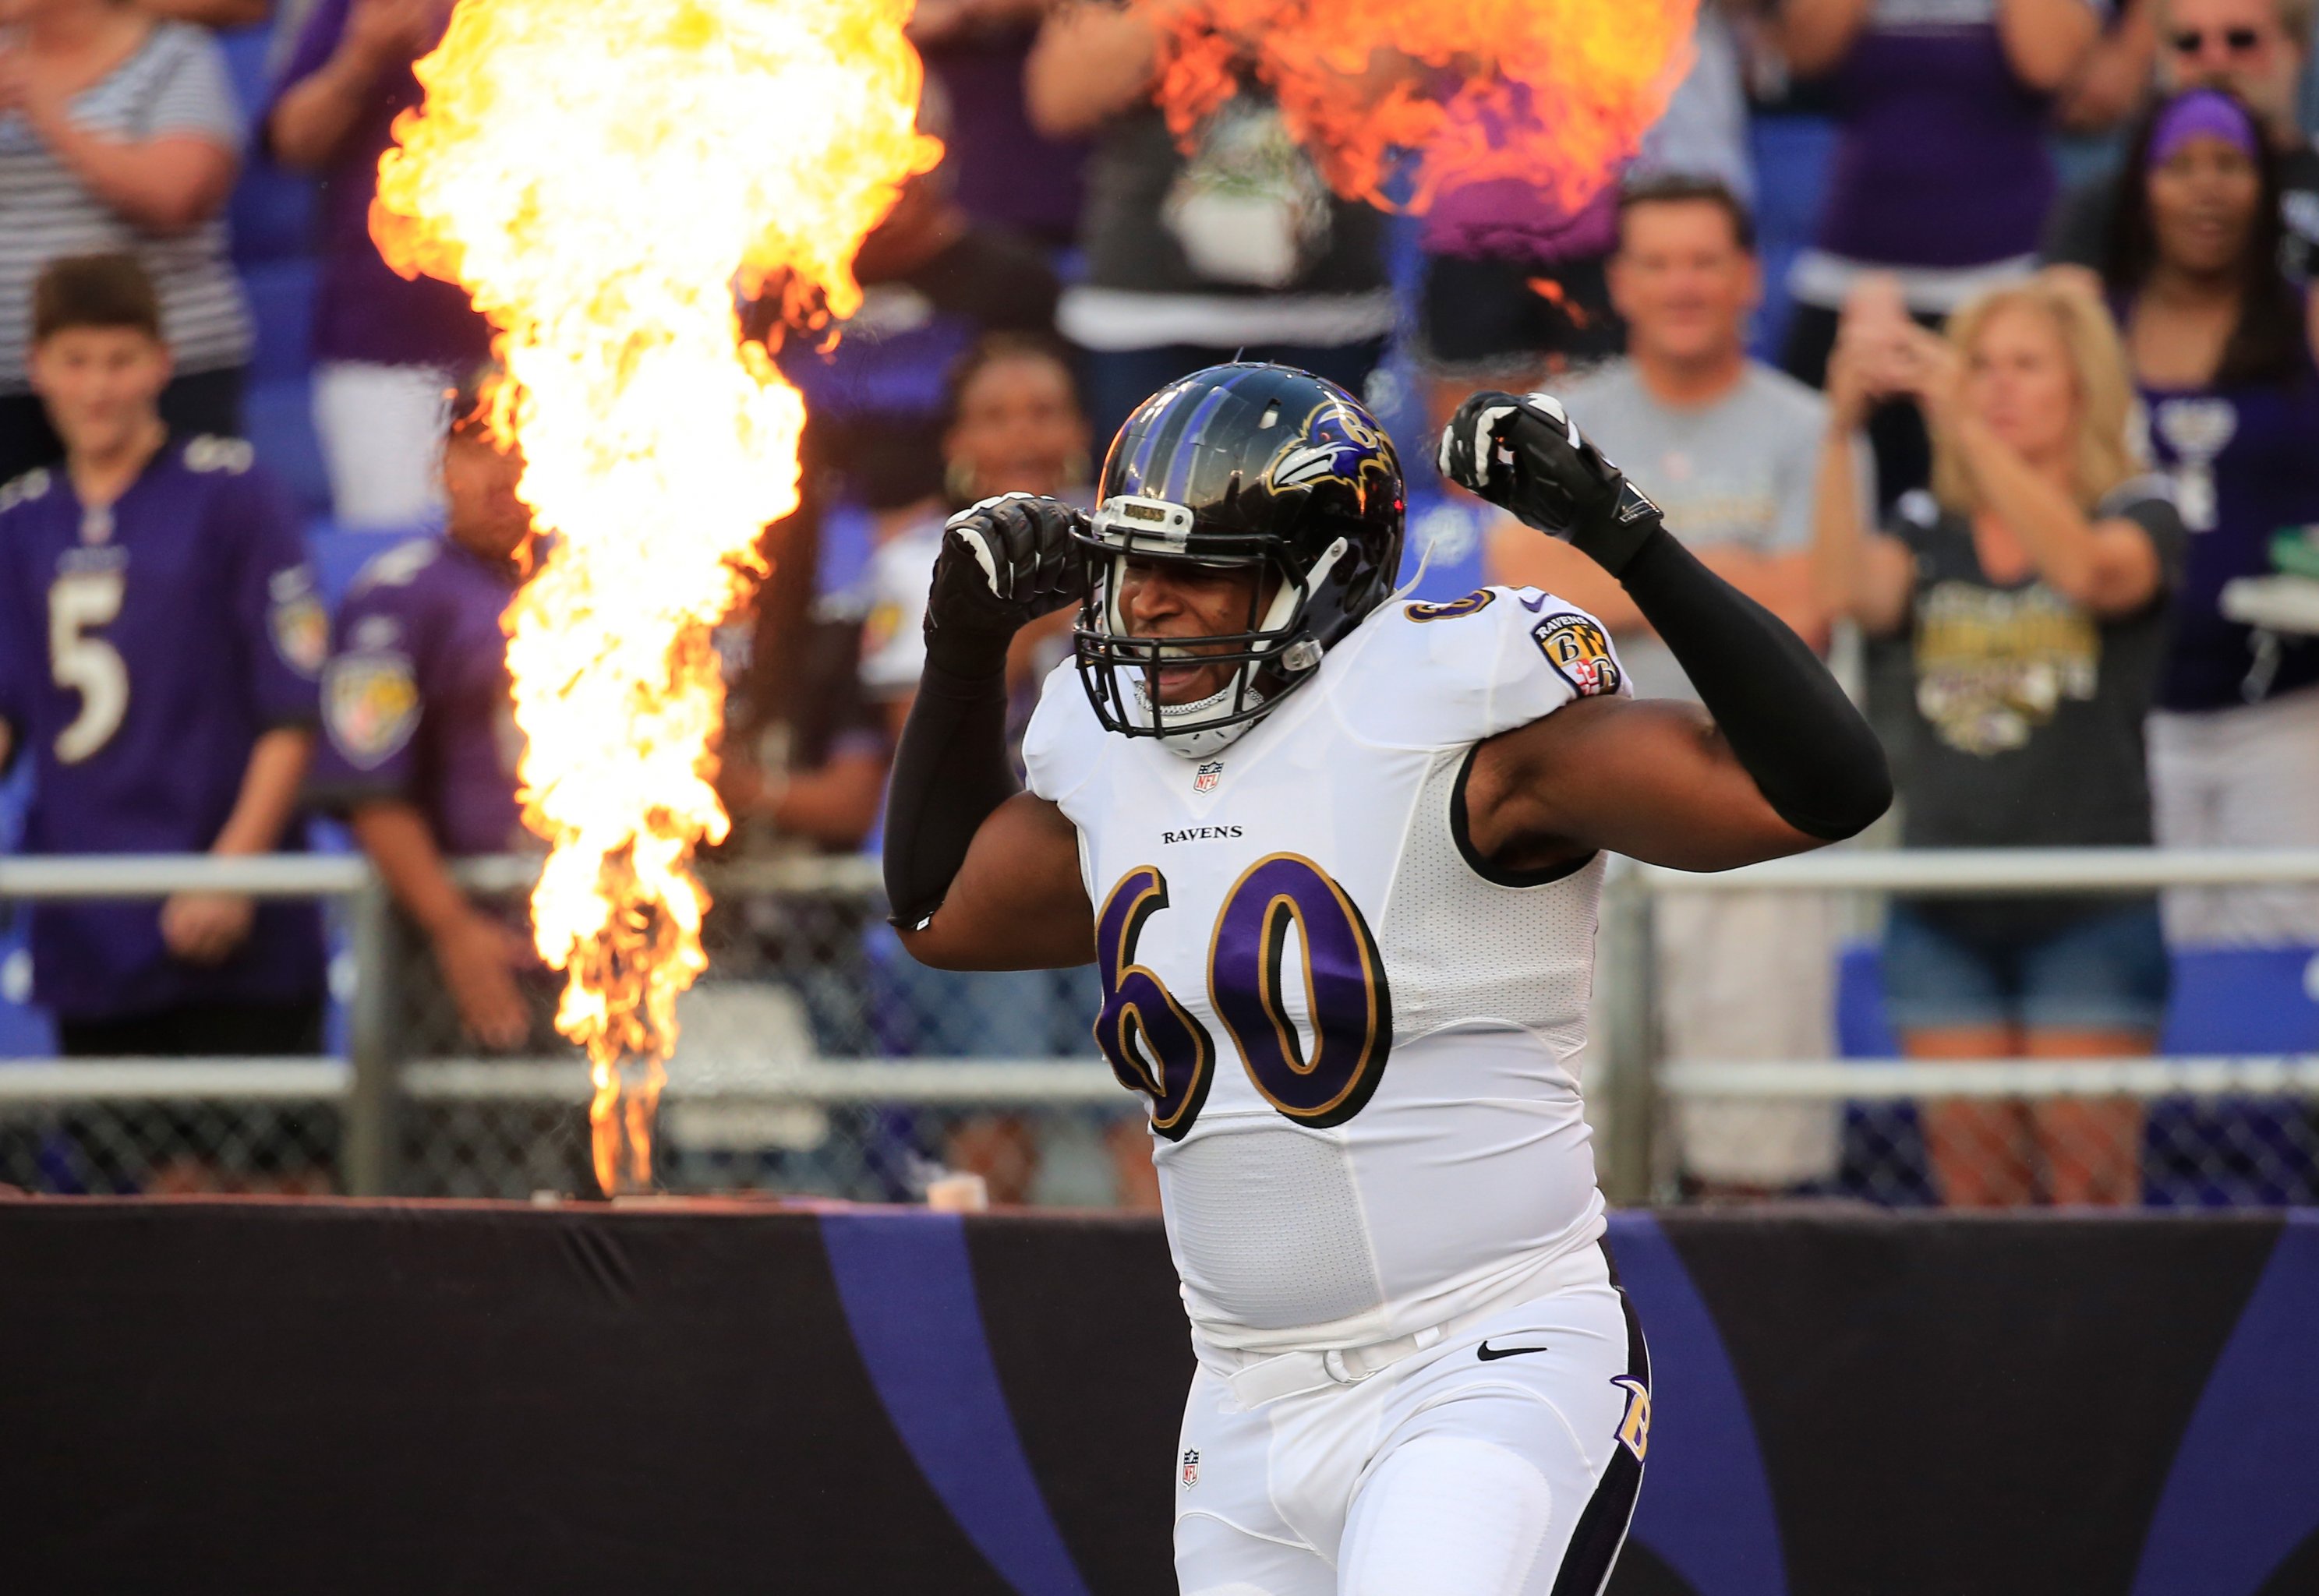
top-left (2169, 26), bottom-right (2267, 53)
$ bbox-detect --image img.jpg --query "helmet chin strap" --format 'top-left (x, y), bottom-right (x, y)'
top-left (1125, 536), bottom-right (1350, 759)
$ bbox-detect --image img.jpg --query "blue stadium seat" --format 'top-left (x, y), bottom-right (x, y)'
top-left (0, 920), bottom-right (56, 1059)
top-left (0, 766), bottom-right (54, 1060)
top-left (229, 158), bottom-right (317, 269)
top-left (214, 22), bottom-right (277, 134)
top-left (308, 521), bottom-right (436, 609)
top-left (245, 376), bottom-right (331, 520)
top-left (242, 258), bottom-right (318, 384)
top-left (1745, 115), bottom-right (1836, 362)
top-left (2148, 947), bottom-right (2319, 1206)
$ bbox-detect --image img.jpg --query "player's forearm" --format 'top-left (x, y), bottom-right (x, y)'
top-left (1617, 528), bottom-right (1891, 842)
top-left (211, 729), bottom-right (314, 856)
top-left (1487, 520), bottom-right (1645, 631)
top-left (881, 660), bottom-right (1017, 929)
top-left (349, 800), bottom-right (475, 940)
top-left (1709, 549), bottom-right (1829, 652)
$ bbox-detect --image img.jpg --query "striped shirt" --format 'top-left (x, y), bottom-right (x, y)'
top-left (0, 23), bottom-right (253, 393)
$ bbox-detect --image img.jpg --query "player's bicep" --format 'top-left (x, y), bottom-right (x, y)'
top-left (898, 792), bottom-right (1095, 971)
top-left (1472, 697), bottom-right (1822, 873)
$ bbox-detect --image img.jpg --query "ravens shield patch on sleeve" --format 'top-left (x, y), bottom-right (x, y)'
top-left (1531, 613), bottom-right (1621, 697)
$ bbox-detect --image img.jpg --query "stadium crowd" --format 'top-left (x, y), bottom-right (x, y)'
top-left (2, 0), bottom-right (2318, 1208)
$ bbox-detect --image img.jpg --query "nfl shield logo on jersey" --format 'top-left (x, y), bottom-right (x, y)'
top-left (1193, 761), bottom-right (1223, 793)
top-left (1181, 1449), bottom-right (1200, 1488)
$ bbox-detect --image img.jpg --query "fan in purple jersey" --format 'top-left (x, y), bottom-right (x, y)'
top-left (0, 257), bottom-right (327, 1101)
top-left (305, 367), bottom-right (546, 1054)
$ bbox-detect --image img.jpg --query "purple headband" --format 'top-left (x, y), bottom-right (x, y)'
top-left (2149, 89), bottom-right (2261, 166)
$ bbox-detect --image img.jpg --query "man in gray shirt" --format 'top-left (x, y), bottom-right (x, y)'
top-left (1490, 174), bottom-right (1870, 1196)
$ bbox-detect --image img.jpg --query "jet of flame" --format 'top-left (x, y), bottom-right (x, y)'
top-left (1147, 0), bottom-right (1697, 215)
top-left (373, 0), bottom-right (938, 1194)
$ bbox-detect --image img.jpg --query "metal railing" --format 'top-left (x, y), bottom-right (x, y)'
top-left (0, 851), bottom-right (1113, 1198)
top-left (1592, 848), bottom-right (2319, 1204)
top-left (5, 847), bottom-right (2319, 1205)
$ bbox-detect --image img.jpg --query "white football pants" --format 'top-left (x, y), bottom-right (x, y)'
top-left (1173, 1248), bottom-right (1648, 1596)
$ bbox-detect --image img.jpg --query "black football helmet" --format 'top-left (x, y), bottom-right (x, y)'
top-left (1072, 363), bottom-right (1405, 755)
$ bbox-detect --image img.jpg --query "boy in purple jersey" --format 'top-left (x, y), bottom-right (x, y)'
top-left (306, 370), bottom-right (553, 1054)
top-left (0, 256), bottom-right (327, 1188)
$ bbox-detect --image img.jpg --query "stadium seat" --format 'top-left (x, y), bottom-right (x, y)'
top-left (242, 258), bottom-right (319, 384)
top-left (228, 155), bottom-right (317, 270)
top-left (245, 377), bottom-right (331, 520)
top-left (1744, 114), bottom-right (1836, 362)
top-left (2148, 946), bottom-right (2319, 1206)
top-left (309, 521), bottom-right (436, 607)
top-left (215, 23), bottom-right (272, 114)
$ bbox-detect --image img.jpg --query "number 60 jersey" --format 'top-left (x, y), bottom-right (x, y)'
top-left (1024, 585), bottom-right (1631, 1358)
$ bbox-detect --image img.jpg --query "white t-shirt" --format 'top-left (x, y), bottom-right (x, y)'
top-left (1550, 358), bottom-right (1861, 700)
top-left (856, 519), bottom-right (943, 701)
top-left (1023, 585), bottom-right (1628, 1354)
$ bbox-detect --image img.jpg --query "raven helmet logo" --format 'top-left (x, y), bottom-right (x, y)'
top-left (1193, 761), bottom-right (1224, 793)
top-left (1267, 401), bottom-right (1392, 495)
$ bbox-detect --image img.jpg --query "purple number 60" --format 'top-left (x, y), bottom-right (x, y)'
top-left (1208, 853), bottom-right (1393, 1128)
top-left (1093, 853), bottom-right (1391, 1137)
top-left (1093, 867), bottom-right (1215, 1139)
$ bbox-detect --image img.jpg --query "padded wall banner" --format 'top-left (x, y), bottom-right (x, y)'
top-left (2, 1202), bottom-right (2314, 1594)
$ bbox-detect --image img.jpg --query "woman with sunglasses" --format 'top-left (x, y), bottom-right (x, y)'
top-left (2107, 86), bottom-right (2319, 947)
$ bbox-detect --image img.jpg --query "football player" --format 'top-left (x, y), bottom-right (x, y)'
top-left (880, 363), bottom-right (1890, 1594)
top-left (0, 255), bottom-right (327, 1187)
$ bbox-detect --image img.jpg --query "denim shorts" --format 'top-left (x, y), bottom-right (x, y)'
top-left (1880, 901), bottom-right (2172, 1034)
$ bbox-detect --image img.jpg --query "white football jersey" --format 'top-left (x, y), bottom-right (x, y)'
top-left (1023, 584), bottom-right (1631, 1355)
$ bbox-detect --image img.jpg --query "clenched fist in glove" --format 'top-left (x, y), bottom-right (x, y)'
top-left (1437, 391), bottom-right (1666, 577)
top-left (924, 493), bottom-right (1089, 676)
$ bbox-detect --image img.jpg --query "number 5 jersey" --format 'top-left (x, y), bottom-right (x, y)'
top-left (1025, 585), bottom-right (1629, 1356)
top-left (0, 443), bottom-right (326, 1021)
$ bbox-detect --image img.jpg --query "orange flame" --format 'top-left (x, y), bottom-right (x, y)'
top-left (373, 0), bottom-right (938, 1194)
top-left (1525, 276), bottom-right (1589, 327)
top-left (1149, 0), bottom-right (1696, 215)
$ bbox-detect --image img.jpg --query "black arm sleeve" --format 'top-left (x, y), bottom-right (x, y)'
top-left (880, 661), bottom-right (1018, 929)
top-left (1617, 525), bottom-right (1893, 842)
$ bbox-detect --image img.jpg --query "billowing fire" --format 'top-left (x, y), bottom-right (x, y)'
top-left (1148, 0), bottom-right (1697, 214)
top-left (373, 0), bottom-right (938, 1193)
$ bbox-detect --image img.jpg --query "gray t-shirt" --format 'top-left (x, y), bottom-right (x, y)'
top-left (1554, 359), bottom-right (1849, 699)
top-left (0, 23), bottom-right (252, 390)
top-left (1893, 480), bottom-right (2187, 934)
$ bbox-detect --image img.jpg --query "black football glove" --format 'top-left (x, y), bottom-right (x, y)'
top-left (1437, 390), bottom-right (1666, 576)
top-left (923, 493), bottom-right (1089, 676)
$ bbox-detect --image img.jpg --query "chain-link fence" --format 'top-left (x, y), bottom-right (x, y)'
top-left (0, 853), bottom-right (1151, 1206)
top-left (5, 849), bottom-right (2318, 1209)
top-left (1608, 849), bottom-right (2319, 1209)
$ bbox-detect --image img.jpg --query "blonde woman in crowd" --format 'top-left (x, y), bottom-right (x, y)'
top-left (1813, 279), bottom-right (2187, 1207)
